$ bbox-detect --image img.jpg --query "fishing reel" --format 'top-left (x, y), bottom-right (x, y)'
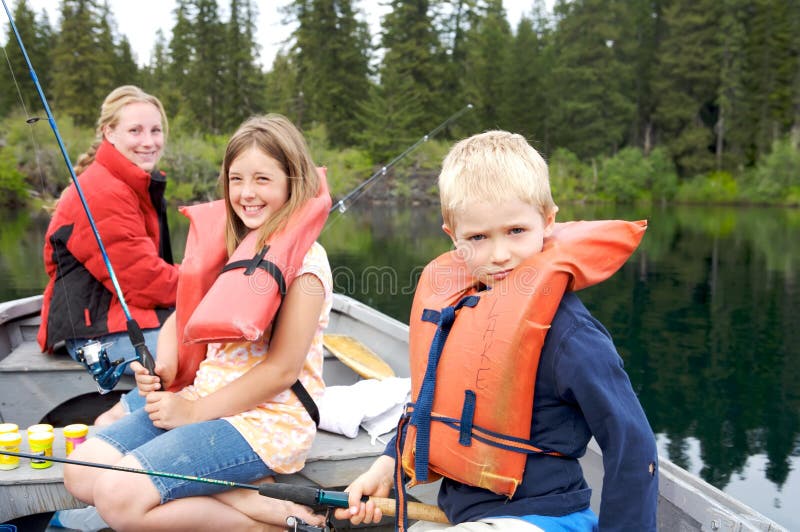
top-left (75, 340), bottom-right (132, 394)
top-left (286, 515), bottom-right (334, 532)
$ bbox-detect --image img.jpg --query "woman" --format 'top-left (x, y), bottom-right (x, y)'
top-left (38, 85), bottom-right (179, 421)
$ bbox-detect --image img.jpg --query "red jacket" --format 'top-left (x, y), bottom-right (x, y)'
top-left (38, 140), bottom-right (179, 351)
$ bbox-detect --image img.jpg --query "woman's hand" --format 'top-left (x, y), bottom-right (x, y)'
top-left (333, 455), bottom-right (396, 525)
top-left (144, 391), bottom-right (198, 429)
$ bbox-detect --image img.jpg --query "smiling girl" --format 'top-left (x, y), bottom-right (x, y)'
top-left (62, 115), bottom-right (333, 530)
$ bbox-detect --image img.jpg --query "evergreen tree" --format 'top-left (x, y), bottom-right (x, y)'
top-left (549, 0), bottom-right (636, 159)
top-left (289, 0), bottom-right (371, 146)
top-left (460, 0), bottom-right (513, 130)
top-left (222, 0), bottom-right (264, 132)
top-left (97, 2), bottom-right (138, 87)
top-left (51, 0), bottom-right (116, 126)
top-left (263, 50), bottom-right (301, 122)
top-left (653, 0), bottom-right (721, 177)
top-left (368, 0), bottom-right (444, 153)
top-left (190, 0), bottom-right (226, 133)
top-left (714, 0), bottom-right (746, 169)
top-left (502, 2), bottom-right (554, 152)
top-left (0, 0), bottom-right (55, 118)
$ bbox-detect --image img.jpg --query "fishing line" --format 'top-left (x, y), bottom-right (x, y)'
top-left (2, 0), bottom-right (156, 381)
top-left (322, 103), bottom-right (473, 232)
top-left (0, 449), bottom-right (449, 524)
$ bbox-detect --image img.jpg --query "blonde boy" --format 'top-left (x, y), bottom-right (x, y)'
top-left (336, 131), bottom-right (658, 531)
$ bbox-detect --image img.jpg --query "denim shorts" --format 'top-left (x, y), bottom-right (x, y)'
top-left (96, 408), bottom-right (273, 503)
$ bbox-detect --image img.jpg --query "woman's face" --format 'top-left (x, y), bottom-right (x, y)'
top-left (104, 102), bottom-right (164, 172)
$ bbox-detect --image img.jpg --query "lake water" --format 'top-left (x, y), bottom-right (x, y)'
top-left (2, 202), bottom-right (798, 529)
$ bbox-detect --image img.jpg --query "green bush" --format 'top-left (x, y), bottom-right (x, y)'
top-left (676, 170), bottom-right (739, 203)
top-left (0, 146), bottom-right (29, 207)
top-left (751, 138), bottom-right (800, 202)
top-left (548, 147), bottom-right (591, 201)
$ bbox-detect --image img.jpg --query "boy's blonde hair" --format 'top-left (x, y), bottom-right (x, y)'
top-left (220, 114), bottom-right (320, 256)
top-left (438, 130), bottom-right (556, 230)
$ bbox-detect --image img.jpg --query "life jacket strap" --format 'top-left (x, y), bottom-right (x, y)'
top-left (291, 380), bottom-right (320, 427)
top-left (411, 295), bottom-right (480, 482)
top-left (405, 403), bottom-right (563, 457)
top-left (222, 245), bottom-right (288, 297)
top-left (394, 415), bottom-right (411, 531)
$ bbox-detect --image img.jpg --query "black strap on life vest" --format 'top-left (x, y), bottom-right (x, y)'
top-left (291, 380), bottom-right (320, 427)
top-left (222, 245), bottom-right (287, 297)
top-left (223, 245), bottom-right (315, 425)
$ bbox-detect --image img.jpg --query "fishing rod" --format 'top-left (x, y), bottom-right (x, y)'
top-left (0, 449), bottom-right (450, 527)
top-left (329, 104), bottom-right (473, 215)
top-left (2, 0), bottom-right (156, 390)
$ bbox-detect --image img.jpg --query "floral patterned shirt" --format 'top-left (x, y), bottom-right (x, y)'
top-left (180, 242), bottom-right (332, 473)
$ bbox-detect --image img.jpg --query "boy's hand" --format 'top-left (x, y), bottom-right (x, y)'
top-left (144, 391), bottom-right (198, 429)
top-left (333, 455), bottom-right (395, 525)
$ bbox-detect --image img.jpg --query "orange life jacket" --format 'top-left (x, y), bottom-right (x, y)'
top-left (400, 219), bottom-right (647, 498)
top-left (169, 168), bottom-right (331, 392)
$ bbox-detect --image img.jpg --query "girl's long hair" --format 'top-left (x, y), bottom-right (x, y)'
top-left (220, 114), bottom-right (320, 256)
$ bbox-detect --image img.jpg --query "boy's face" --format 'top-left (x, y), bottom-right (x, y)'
top-left (443, 199), bottom-right (555, 287)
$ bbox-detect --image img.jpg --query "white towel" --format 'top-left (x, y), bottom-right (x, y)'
top-left (319, 377), bottom-right (411, 443)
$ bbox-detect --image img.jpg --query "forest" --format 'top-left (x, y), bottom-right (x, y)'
top-left (0, 0), bottom-right (798, 208)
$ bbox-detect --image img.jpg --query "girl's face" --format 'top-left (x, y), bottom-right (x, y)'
top-left (103, 101), bottom-right (164, 172)
top-left (228, 146), bottom-right (290, 230)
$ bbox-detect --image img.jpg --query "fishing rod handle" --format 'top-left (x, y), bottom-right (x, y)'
top-left (369, 496), bottom-right (450, 524)
top-left (127, 319), bottom-right (156, 375)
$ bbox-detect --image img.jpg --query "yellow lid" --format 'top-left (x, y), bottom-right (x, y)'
top-left (28, 431), bottom-right (55, 444)
top-left (63, 423), bottom-right (89, 437)
top-left (0, 423), bottom-right (19, 434)
top-left (27, 424), bottom-right (54, 434)
top-left (0, 432), bottom-right (22, 445)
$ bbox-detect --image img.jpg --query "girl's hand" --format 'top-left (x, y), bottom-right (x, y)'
top-left (333, 455), bottom-right (395, 525)
top-left (131, 360), bottom-right (161, 394)
top-left (144, 391), bottom-right (198, 429)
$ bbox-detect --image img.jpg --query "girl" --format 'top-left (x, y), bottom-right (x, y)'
top-left (63, 115), bottom-right (333, 531)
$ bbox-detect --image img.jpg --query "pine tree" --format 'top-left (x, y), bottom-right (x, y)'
top-left (502, 2), bottom-right (554, 152)
top-left (51, 0), bottom-right (116, 126)
top-left (460, 0), bottom-right (513, 130)
top-left (550, 0), bottom-right (636, 159)
top-left (653, 0), bottom-right (721, 176)
top-left (289, 0), bottom-right (371, 146)
top-left (0, 0), bottom-right (55, 118)
top-left (222, 0), bottom-right (264, 132)
top-left (372, 0), bottom-right (443, 146)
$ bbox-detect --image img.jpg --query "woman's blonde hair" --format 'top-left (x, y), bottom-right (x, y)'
top-left (73, 85), bottom-right (168, 175)
top-left (438, 130), bottom-right (556, 230)
top-left (220, 114), bottom-right (320, 256)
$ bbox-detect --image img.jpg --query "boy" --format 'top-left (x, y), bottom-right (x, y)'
top-left (335, 131), bottom-right (658, 531)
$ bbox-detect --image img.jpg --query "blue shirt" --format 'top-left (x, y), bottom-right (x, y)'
top-left (385, 293), bottom-right (658, 531)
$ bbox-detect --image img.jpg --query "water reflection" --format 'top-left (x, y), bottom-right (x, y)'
top-left (1, 202), bottom-right (798, 528)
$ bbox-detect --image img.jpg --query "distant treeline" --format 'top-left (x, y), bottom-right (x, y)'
top-left (1, 0), bottom-right (798, 208)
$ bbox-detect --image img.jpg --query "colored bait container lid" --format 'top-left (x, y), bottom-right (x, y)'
top-left (63, 423), bottom-right (89, 437)
top-left (0, 432), bottom-right (22, 445)
top-left (0, 423), bottom-right (19, 435)
top-left (27, 423), bottom-right (54, 434)
top-left (28, 431), bottom-right (55, 444)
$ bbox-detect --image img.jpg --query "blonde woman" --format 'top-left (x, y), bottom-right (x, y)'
top-left (38, 85), bottom-right (178, 421)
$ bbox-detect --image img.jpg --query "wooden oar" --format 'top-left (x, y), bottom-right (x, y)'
top-left (323, 334), bottom-right (395, 380)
